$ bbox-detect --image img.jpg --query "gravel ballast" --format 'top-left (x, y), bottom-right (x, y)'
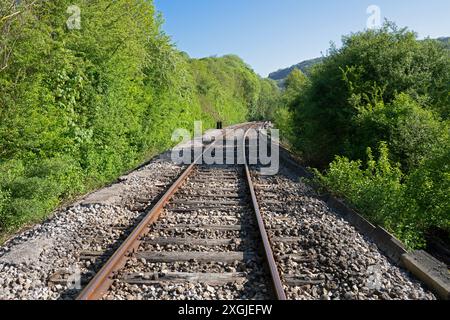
top-left (0, 155), bottom-right (185, 300)
top-left (250, 165), bottom-right (436, 300)
top-left (0, 126), bottom-right (438, 300)
top-left (102, 165), bottom-right (271, 300)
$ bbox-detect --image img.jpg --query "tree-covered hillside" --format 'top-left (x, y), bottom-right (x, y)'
top-left (437, 37), bottom-right (450, 49)
top-left (0, 0), bottom-right (277, 235)
top-left (190, 55), bottom-right (280, 123)
top-left (268, 57), bottom-right (323, 82)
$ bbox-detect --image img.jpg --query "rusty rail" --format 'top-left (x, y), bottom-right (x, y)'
top-left (243, 125), bottom-right (287, 300)
top-left (77, 128), bottom-right (227, 300)
top-left (77, 122), bottom-right (286, 300)
top-left (77, 160), bottom-right (198, 300)
top-left (244, 163), bottom-right (286, 300)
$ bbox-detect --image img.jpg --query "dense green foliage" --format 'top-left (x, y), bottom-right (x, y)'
top-left (0, 0), bottom-right (273, 234)
top-left (315, 141), bottom-right (449, 249)
top-left (292, 24), bottom-right (450, 168)
top-left (277, 23), bottom-right (449, 248)
top-left (1, 1), bottom-right (447, 251)
top-left (189, 55), bottom-right (280, 123)
top-left (273, 69), bottom-right (307, 144)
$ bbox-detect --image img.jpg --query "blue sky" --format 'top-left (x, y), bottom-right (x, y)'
top-left (154, 0), bottom-right (450, 76)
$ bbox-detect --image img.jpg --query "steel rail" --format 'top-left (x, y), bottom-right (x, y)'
top-left (77, 162), bottom-right (197, 300)
top-left (77, 122), bottom-right (286, 300)
top-left (77, 127), bottom-right (231, 300)
top-left (243, 126), bottom-right (287, 300)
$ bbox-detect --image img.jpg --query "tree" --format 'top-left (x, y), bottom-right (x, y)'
top-left (282, 68), bottom-right (309, 106)
top-left (291, 22), bottom-right (450, 168)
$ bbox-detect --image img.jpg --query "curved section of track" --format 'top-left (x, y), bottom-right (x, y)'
top-left (77, 123), bottom-right (286, 300)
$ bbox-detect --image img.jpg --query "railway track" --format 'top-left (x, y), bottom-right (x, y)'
top-left (73, 123), bottom-right (436, 301)
top-left (77, 123), bottom-right (287, 300)
top-left (0, 122), bottom-right (436, 300)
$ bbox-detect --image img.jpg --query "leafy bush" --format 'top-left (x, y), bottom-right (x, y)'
top-left (274, 107), bottom-right (295, 145)
top-left (282, 69), bottom-right (309, 107)
top-left (315, 143), bottom-right (426, 248)
top-left (0, 188), bottom-right (11, 229)
top-left (272, 69), bottom-right (308, 147)
top-left (354, 93), bottom-right (448, 172)
top-left (0, 156), bottom-right (86, 230)
top-left (405, 141), bottom-right (450, 234)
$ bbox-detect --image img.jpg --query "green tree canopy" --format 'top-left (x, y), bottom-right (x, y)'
top-left (292, 22), bottom-right (450, 168)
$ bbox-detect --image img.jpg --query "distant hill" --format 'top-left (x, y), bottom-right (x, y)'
top-left (269, 37), bottom-right (449, 84)
top-left (268, 57), bottom-right (323, 82)
top-left (436, 37), bottom-right (450, 49)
